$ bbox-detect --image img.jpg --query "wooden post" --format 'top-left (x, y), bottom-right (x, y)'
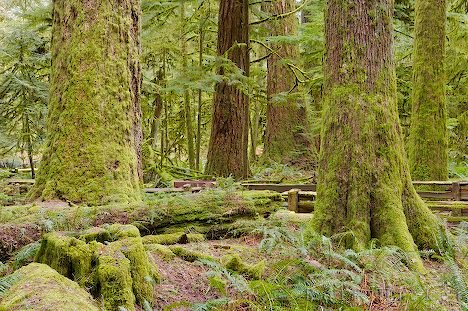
top-left (288, 189), bottom-right (300, 212)
top-left (452, 182), bottom-right (461, 201)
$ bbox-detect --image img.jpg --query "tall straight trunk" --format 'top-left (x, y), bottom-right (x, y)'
top-left (181, 1), bottom-right (196, 170)
top-left (311, 0), bottom-right (441, 271)
top-left (408, 0), bottom-right (448, 181)
top-left (150, 70), bottom-right (164, 149)
top-left (205, 0), bottom-right (250, 178)
top-left (23, 112), bottom-right (35, 179)
top-left (32, 0), bottom-right (142, 204)
top-left (263, 0), bottom-right (307, 163)
top-left (196, 23), bottom-right (204, 171)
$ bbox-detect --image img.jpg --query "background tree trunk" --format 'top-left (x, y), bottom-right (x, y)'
top-left (31, 0), bottom-right (143, 204)
top-left (311, 0), bottom-right (441, 271)
top-left (408, 0), bottom-right (448, 181)
top-left (181, 1), bottom-right (196, 170)
top-left (263, 0), bottom-right (308, 163)
top-left (205, 0), bottom-right (250, 178)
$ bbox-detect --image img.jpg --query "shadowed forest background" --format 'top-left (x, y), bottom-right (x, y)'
top-left (0, 0), bottom-right (467, 310)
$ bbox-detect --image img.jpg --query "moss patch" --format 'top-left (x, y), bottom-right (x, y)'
top-left (35, 225), bottom-right (158, 310)
top-left (0, 263), bottom-right (99, 311)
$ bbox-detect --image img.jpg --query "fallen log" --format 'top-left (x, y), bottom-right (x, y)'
top-left (0, 190), bottom-right (282, 261)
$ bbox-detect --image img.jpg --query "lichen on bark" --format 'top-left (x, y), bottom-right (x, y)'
top-left (408, 0), bottom-right (448, 181)
top-left (310, 0), bottom-right (443, 271)
top-left (30, 0), bottom-right (143, 205)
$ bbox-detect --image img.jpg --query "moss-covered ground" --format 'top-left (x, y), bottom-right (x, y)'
top-left (0, 173), bottom-right (466, 310)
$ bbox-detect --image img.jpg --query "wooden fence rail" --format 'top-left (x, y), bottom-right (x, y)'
top-left (242, 181), bottom-right (468, 201)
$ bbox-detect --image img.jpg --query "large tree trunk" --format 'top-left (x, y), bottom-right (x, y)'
top-left (311, 0), bottom-right (441, 271)
top-left (408, 0), bottom-right (448, 181)
top-left (31, 0), bottom-right (143, 204)
top-left (205, 0), bottom-right (250, 179)
top-left (263, 0), bottom-right (308, 163)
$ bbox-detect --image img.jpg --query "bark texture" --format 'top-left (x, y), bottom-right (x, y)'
top-left (205, 0), bottom-right (250, 178)
top-left (311, 0), bottom-right (441, 271)
top-left (31, 0), bottom-right (143, 204)
top-left (408, 0), bottom-right (448, 181)
top-left (263, 0), bottom-right (308, 163)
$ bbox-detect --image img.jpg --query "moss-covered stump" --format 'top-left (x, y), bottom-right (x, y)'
top-left (35, 225), bottom-right (158, 310)
top-left (0, 263), bottom-right (99, 311)
top-left (0, 190), bottom-right (282, 257)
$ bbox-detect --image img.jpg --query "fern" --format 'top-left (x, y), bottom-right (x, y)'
top-left (191, 298), bottom-right (229, 311)
top-left (198, 258), bottom-right (250, 293)
top-left (13, 241), bottom-right (41, 269)
top-left (0, 274), bottom-right (18, 297)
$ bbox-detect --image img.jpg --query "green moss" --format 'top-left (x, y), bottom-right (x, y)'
top-left (1, 190), bottom-right (280, 257)
top-left (105, 224), bottom-right (141, 240)
top-left (79, 227), bottom-right (111, 243)
top-left (407, 0), bottom-right (448, 181)
top-left (310, 0), bottom-right (442, 272)
top-left (35, 232), bottom-right (95, 287)
top-left (169, 245), bottom-right (214, 262)
top-left (35, 225), bottom-right (157, 310)
top-left (221, 253), bottom-right (265, 279)
top-left (144, 244), bottom-right (176, 261)
top-left (30, 0), bottom-right (142, 205)
top-left (113, 238), bottom-right (157, 305)
top-left (0, 263), bottom-right (99, 311)
top-left (96, 244), bottom-right (136, 311)
top-left (142, 232), bottom-right (205, 245)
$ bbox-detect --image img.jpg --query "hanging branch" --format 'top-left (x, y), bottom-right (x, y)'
top-left (249, 0), bottom-right (309, 26)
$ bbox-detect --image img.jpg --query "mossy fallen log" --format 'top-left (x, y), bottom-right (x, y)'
top-left (0, 263), bottom-right (99, 311)
top-left (35, 224), bottom-right (158, 311)
top-left (0, 190), bottom-right (282, 260)
top-left (142, 232), bottom-right (205, 245)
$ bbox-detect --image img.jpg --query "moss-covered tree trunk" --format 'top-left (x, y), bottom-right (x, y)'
top-left (32, 0), bottom-right (143, 204)
top-left (205, 0), bottom-right (250, 178)
top-left (311, 0), bottom-right (441, 270)
top-left (408, 0), bottom-right (448, 181)
top-left (263, 0), bottom-right (308, 163)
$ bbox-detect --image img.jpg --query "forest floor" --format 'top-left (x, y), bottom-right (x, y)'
top-left (0, 170), bottom-right (466, 310)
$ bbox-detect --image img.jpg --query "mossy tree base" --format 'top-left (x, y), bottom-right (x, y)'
top-left (312, 0), bottom-right (443, 271)
top-left (0, 263), bottom-right (99, 311)
top-left (35, 224), bottom-right (158, 311)
top-left (31, 0), bottom-right (143, 205)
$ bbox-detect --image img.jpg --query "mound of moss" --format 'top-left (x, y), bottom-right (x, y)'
top-left (0, 263), bottom-right (99, 311)
top-left (35, 224), bottom-right (159, 311)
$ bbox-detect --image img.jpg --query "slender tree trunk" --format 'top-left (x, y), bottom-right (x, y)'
top-left (196, 23), bottom-right (204, 171)
top-left (32, 0), bottom-right (142, 204)
top-left (408, 0), bottom-right (448, 181)
top-left (180, 1), bottom-right (196, 170)
top-left (150, 69), bottom-right (164, 150)
top-left (205, 0), bottom-right (250, 178)
top-left (311, 0), bottom-right (441, 271)
top-left (263, 0), bottom-right (308, 163)
top-left (23, 113), bottom-right (35, 179)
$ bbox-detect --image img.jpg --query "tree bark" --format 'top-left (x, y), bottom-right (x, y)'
top-left (263, 0), bottom-right (308, 163)
top-left (181, 1), bottom-right (196, 170)
top-left (408, 0), bottom-right (448, 181)
top-left (311, 0), bottom-right (441, 271)
top-left (31, 0), bottom-right (143, 204)
top-left (205, 0), bottom-right (250, 178)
